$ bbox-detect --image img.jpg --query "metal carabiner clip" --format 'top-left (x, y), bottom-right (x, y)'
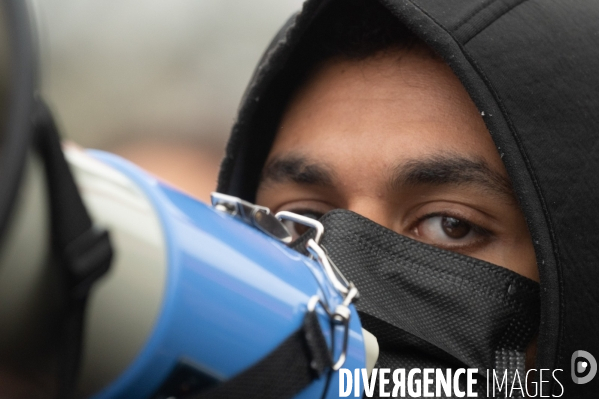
top-left (276, 211), bottom-right (352, 295)
top-left (307, 284), bottom-right (359, 370)
top-left (211, 197), bottom-right (361, 371)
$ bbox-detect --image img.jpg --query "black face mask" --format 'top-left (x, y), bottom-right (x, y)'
top-left (293, 210), bottom-right (540, 398)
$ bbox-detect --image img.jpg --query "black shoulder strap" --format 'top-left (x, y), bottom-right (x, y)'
top-left (196, 310), bottom-right (332, 399)
top-left (32, 100), bottom-right (113, 398)
top-left (152, 310), bottom-right (333, 399)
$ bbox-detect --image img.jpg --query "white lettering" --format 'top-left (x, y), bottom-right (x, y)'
top-left (354, 368), bottom-right (361, 397)
top-left (362, 368), bottom-right (377, 397)
top-left (467, 368), bottom-right (478, 397)
top-left (492, 369), bottom-right (508, 396)
top-left (436, 368), bottom-right (452, 397)
top-left (423, 368), bottom-right (434, 397)
top-left (552, 369), bottom-right (564, 398)
top-left (339, 367), bottom-right (518, 398)
top-left (509, 370), bottom-right (524, 398)
top-left (525, 369), bottom-right (538, 397)
top-left (339, 369), bottom-right (352, 397)
top-left (379, 368), bottom-right (390, 397)
top-left (392, 369), bottom-right (405, 397)
top-left (408, 369), bottom-right (422, 397)
top-left (539, 369), bottom-right (550, 397)
top-left (453, 369), bottom-right (465, 398)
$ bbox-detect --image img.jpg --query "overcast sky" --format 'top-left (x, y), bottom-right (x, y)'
top-left (29, 0), bottom-right (305, 150)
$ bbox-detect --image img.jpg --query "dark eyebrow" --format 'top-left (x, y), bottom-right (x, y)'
top-left (260, 155), bottom-right (335, 186)
top-left (261, 152), bottom-right (515, 203)
top-left (390, 153), bottom-right (515, 202)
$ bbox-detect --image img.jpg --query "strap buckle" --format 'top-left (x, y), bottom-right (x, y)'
top-left (63, 225), bottom-right (113, 299)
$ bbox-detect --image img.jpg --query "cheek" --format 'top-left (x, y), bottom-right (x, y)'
top-left (480, 238), bottom-right (538, 282)
top-left (509, 239), bottom-right (539, 281)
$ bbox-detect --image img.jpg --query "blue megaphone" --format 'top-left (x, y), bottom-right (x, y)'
top-left (0, 1), bottom-right (377, 396)
top-left (60, 148), bottom-right (378, 398)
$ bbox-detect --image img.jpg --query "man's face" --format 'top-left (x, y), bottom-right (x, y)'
top-left (256, 47), bottom-right (538, 282)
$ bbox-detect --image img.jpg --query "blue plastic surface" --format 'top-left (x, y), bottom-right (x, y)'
top-left (88, 151), bottom-right (366, 399)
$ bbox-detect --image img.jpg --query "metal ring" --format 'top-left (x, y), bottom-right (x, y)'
top-left (306, 295), bottom-right (351, 371)
top-left (275, 211), bottom-right (324, 244)
top-left (307, 295), bottom-right (322, 313)
top-left (306, 239), bottom-right (349, 295)
top-left (341, 284), bottom-right (359, 307)
top-left (332, 313), bottom-right (351, 371)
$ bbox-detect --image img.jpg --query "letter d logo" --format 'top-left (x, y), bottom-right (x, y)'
top-left (571, 350), bottom-right (597, 384)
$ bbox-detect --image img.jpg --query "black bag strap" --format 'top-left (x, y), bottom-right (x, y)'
top-left (180, 310), bottom-right (333, 399)
top-left (32, 100), bottom-right (113, 398)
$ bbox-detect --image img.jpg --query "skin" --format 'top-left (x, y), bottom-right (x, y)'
top-left (256, 45), bottom-right (539, 369)
top-left (256, 47), bottom-right (539, 282)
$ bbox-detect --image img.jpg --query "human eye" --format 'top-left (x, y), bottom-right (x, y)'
top-left (410, 212), bottom-right (492, 251)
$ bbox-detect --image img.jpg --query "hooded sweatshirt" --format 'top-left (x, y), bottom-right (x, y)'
top-left (217, 0), bottom-right (599, 397)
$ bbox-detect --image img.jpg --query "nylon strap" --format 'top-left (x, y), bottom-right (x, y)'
top-left (184, 310), bottom-right (332, 399)
top-left (32, 100), bottom-right (113, 398)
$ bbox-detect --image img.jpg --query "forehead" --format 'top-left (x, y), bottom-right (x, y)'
top-left (267, 49), bottom-right (506, 181)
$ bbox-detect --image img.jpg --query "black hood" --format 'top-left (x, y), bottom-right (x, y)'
top-left (218, 0), bottom-right (599, 395)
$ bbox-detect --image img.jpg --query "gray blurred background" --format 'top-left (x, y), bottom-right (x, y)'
top-left (29, 0), bottom-right (305, 201)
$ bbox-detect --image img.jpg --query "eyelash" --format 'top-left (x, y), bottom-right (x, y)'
top-left (410, 211), bottom-right (492, 248)
top-left (278, 206), bottom-right (493, 251)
